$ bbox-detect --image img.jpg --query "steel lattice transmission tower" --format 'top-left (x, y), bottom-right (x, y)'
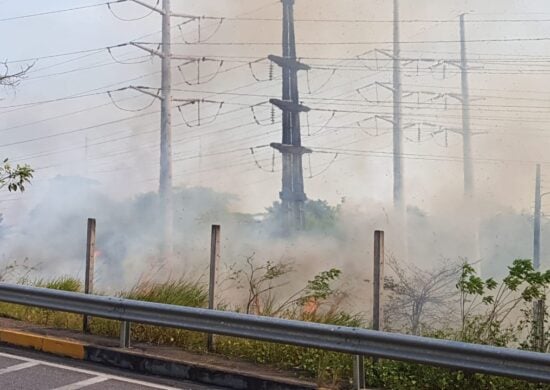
top-left (269, 0), bottom-right (312, 231)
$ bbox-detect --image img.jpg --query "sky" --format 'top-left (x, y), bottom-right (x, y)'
top-left (2, 0), bottom-right (550, 222)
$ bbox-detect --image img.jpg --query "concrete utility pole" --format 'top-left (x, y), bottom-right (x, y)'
top-left (159, 0), bottom-right (174, 258)
top-left (269, 0), bottom-right (312, 231)
top-left (534, 164), bottom-right (542, 270)
top-left (460, 14), bottom-right (474, 197)
top-left (532, 164), bottom-right (545, 352)
top-left (83, 218), bottom-right (96, 333)
top-left (127, 0), bottom-right (174, 259)
top-left (392, 0), bottom-right (404, 210)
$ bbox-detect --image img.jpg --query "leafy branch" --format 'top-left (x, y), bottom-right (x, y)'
top-left (0, 159), bottom-right (33, 192)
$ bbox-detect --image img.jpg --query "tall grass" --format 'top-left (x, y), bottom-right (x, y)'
top-left (124, 278), bottom-right (208, 307)
top-left (35, 276), bottom-right (82, 292)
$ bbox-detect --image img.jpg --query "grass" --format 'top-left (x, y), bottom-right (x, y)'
top-left (124, 278), bottom-right (208, 307)
top-left (35, 276), bottom-right (82, 292)
top-left (0, 276), bottom-right (547, 389)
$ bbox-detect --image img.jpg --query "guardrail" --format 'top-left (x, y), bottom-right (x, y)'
top-left (0, 283), bottom-right (548, 383)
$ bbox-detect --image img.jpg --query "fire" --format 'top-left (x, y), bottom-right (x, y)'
top-left (303, 297), bottom-right (319, 316)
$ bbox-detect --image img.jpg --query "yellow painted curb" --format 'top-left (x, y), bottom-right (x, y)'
top-left (0, 329), bottom-right (85, 360)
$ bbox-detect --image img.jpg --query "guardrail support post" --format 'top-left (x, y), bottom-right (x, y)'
top-left (83, 218), bottom-right (96, 334)
top-left (353, 356), bottom-right (366, 389)
top-left (207, 224), bottom-right (221, 352)
top-left (120, 321), bottom-right (131, 348)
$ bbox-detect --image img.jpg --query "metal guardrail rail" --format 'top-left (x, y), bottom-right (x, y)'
top-left (0, 283), bottom-right (548, 383)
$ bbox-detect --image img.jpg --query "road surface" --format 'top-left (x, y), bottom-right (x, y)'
top-left (0, 345), bottom-right (226, 390)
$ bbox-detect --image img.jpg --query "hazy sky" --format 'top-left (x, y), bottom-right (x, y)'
top-left (2, 0), bottom-right (550, 222)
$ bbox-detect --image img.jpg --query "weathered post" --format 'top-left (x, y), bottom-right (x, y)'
top-left (534, 299), bottom-right (545, 352)
top-left (83, 218), bottom-right (96, 333)
top-left (354, 231), bottom-right (385, 389)
top-left (373, 230), bottom-right (385, 331)
top-left (207, 225), bottom-right (221, 352)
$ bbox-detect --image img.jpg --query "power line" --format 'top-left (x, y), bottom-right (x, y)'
top-left (311, 146), bottom-right (550, 166)
top-left (3, 45), bottom-right (129, 65)
top-left (0, 1), bottom-right (125, 23)
top-left (0, 110), bottom-right (155, 150)
top-left (218, 16), bottom-right (550, 24)
top-left (160, 37), bottom-right (550, 46)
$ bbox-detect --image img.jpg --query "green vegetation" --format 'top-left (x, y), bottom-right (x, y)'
top-left (265, 199), bottom-right (342, 235)
top-left (0, 159), bottom-right (33, 193)
top-left (35, 276), bottom-right (82, 292)
top-left (457, 259), bottom-right (550, 350)
top-left (0, 259), bottom-right (547, 389)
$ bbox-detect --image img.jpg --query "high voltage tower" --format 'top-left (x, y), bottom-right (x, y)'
top-left (8, 1), bottom-right (550, 238)
top-left (269, 0), bottom-right (312, 231)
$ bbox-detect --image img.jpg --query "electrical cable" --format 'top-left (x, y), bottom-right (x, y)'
top-left (0, 1), bottom-right (126, 23)
top-left (107, 0), bottom-right (158, 21)
top-left (108, 88), bottom-right (160, 112)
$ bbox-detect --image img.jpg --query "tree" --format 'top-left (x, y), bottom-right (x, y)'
top-left (0, 63), bottom-right (34, 191)
top-left (457, 259), bottom-right (550, 349)
top-left (264, 199), bottom-right (342, 235)
top-left (226, 255), bottom-right (341, 318)
top-left (384, 256), bottom-right (460, 335)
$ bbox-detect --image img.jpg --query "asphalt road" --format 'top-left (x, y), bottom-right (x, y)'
top-left (0, 346), bottom-right (226, 390)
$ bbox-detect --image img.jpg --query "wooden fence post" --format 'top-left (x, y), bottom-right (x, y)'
top-left (83, 218), bottom-right (96, 333)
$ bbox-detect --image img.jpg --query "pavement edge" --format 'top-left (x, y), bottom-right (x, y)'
top-left (0, 328), bottom-right (317, 390)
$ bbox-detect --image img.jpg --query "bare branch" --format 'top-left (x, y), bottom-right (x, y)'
top-left (0, 62), bottom-right (34, 88)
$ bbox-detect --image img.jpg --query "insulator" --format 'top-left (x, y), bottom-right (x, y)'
top-left (269, 61), bottom-right (274, 81)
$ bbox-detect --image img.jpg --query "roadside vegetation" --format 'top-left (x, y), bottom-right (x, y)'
top-left (0, 257), bottom-right (547, 389)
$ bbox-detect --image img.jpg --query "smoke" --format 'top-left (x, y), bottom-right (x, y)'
top-left (1, 0), bottom-right (550, 320)
top-left (0, 172), bottom-right (543, 322)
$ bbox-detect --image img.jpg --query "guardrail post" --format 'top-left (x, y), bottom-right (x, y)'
top-left (353, 356), bottom-right (366, 389)
top-left (207, 224), bottom-right (221, 352)
top-left (83, 218), bottom-right (96, 334)
top-left (120, 321), bottom-right (131, 348)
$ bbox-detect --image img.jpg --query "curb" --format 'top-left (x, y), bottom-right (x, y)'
top-left (0, 328), bottom-right (317, 390)
top-left (0, 329), bottom-right (85, 360)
